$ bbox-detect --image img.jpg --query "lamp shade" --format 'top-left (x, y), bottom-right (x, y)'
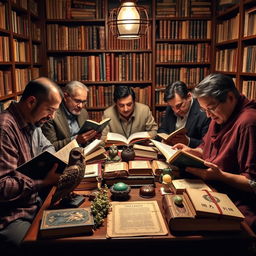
top-left (108, 0), bottom-right (149, 39)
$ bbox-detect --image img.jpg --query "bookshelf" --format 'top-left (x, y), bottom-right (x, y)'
top-left (154, 0), bottom-right (213, 125)
top-left (0, 0), bottom-right (44, 111)
top-left (43, 0), bottom-right (214, 122)
top-left (213, 0), bottom-right (256, 100)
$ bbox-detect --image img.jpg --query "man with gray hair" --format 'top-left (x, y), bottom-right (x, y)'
top-left (42, 80), bottom-right (98, 150)
top-left (174, 73), bottom-right (256, 233)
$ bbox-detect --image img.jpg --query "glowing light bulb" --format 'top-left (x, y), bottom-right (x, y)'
top-left (117, 2), bottom-right (140, 38)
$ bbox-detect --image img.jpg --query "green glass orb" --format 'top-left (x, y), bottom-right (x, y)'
top-left (173, 195), bottom-right (183, 206)
top-left (113, 182), bottom-right (128, 191)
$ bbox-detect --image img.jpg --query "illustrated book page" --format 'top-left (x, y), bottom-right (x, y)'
top-left (107, 201), bottom-right (168, 238)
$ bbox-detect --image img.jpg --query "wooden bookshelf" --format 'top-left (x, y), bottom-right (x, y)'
top-left (213, 0), bottom-right (256, 100)
top-left (0, 0), bottom-right (44, 111)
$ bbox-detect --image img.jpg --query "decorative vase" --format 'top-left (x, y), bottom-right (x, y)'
top-left (121, 145), bottom-right (135, 162)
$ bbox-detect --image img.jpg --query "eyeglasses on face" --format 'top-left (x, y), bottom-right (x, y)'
top-left (200, 102), bottom-right (221, 114)
top-left (68, 94), bottom-right (87, 105)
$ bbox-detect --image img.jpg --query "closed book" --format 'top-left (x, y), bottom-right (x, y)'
top-left (128, 160), bottom-right (152, 176)
top-left (162, 192), bottom-right (244, 232)
top-left (103, 175), bottom-right (155, 188)
top-left (171, 179), bottom-right (212, 194)
top-left (133, 144), bottom-right (158, 159)
top-left (103, 162), bottom-right (129, 179)
top-left (17, 151), bottom-right (67, 180)
top-left (40, 207), bottom-right (94, 238)
top-left (151, 160), bottom-right (170, 176)
top-left (85, 147), bottom-right (107, 163)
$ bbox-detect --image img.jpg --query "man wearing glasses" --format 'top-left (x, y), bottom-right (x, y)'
top-left (158, 81), bottom-right (210, 147)
top-left (174, 73), bottom-right (256, 233)
top-left (42, 81), bottom-right (98, 150)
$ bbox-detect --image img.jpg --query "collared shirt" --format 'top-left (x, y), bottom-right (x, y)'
top-left (63, 103), bottom-right (80, 137)
top-left (175, 98), bottom-right (193, 130)
top-left (0, 102), bottom-right (55, 229)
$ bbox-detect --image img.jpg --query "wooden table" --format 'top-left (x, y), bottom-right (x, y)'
top-left (22, 183), bottom-right (256, 256)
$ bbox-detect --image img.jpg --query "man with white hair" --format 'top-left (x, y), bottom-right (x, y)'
top-left (42, 80), bottom-right (98, 150)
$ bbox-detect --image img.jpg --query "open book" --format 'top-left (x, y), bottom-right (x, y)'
top-left (157, 127), bottom-right (187, 145)
top-left (17, 151), bottom-right (67, 180)
top-left (77, 118), bottom-right (111, 134)
top-left (55, 139), bottom-right (103, 164)
top-left (151, 139), bottom-right (207, 169)
top-left (106, 131), bottom-right (150, 146)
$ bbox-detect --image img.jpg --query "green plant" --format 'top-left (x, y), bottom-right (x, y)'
top-left (91, 185), bottom-right (111, 229)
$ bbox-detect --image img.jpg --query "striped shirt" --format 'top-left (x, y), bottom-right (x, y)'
top-left (0, 102), bottom-right (55, 229)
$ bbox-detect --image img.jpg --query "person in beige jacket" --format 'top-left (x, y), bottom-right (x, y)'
top-left (101, 86), bottom-right (158, 141)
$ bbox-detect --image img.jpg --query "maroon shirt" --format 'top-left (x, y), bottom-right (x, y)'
top-left (199, 95), bottom-right (256, 229)
top-left (0, 102), bottom-right (54, 229)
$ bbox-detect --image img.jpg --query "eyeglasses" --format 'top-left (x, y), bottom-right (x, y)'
top-left (68, 94), bottom-right (87, 106)
top-left (200, 102), bottom-right (221, 114)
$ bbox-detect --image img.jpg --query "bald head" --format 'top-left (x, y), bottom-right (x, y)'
top-left (21, 77), bottom-right (63, 104)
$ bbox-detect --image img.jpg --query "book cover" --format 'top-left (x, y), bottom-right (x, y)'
top-left (171, 179), bottom-right (212, 194)
top-left (128, 160), bottom-right (152, 176)
top-left (151, 139), bottom-right (207, 169)
top-left (40, 207), bottom-right (94, 238)
top-left (106, 131), bottom-right (151, 146)
top-left (162, 193), bottom-right (243, 232)
top-left (186, 188), bottom-right (245, 220)
top-left (77, 118), bottom-right (111, 134)
top-left (85, 146), bottom-right (106, 163)
top-left (157, 127), bottom-right (187, 145)
top-left (17, 151), bottom-right (67, 180)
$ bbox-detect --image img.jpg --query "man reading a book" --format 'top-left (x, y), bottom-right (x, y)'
top-left (101, 86), bottom-right (158, 141)
top-left (174, 73), bottom-right (256, 233)
top-left (42, 81), bottom-right (99, 150)
top-left (0, 78), bottom-right (63, 254)
top-left (158, 81), bottom-right (210, 147)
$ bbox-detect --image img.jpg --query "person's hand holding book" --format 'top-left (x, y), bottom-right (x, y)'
top-left (76, 129), bottom-right (98, 145)
top-left (42, 163), bottom-right (61, 187)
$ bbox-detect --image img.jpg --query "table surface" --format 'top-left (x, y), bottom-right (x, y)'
top-left (22, 183), bottom-right (256, 255)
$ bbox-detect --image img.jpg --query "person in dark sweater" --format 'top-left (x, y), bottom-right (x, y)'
top-left (158, 81), bottom-right (210, 147)
top-left (174, 73), bottom-right (256, 233)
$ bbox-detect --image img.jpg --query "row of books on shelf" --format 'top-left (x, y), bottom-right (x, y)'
top-left (12, 0), bottom-right (28, 10)
top-left (31, 22), bottom-right (41, 41)
top-left (13, 39), bottom-right (30, 62)
top-left (0, 36), bottom-right (10, 62)
top-left (0, 2), bottom-right (8, 30)
top-left (47, 25), bottom-right (105, 51)
top-left (88, 111), bottom-right (104, 123)
top-left (156, 66), bottom-right (209, 88)
top-left (0, 70), bottom-right (12, 97)
top-left (157, 20), bottom-right (211, 40)
top-left (215, 48), bottom-right (237, 73)
top-left (216, 14), bottom-right (239, 43)
top-left (156, 0), bottom-right (211, 18)
top-left (15, 67), bottom-right (39, 92)
top-left (87, 85), bottom-right (151, 109)
top-left (48, 53), bottom-right (152, 82)
top-left (32, 45), bottom-right (40, 64)
top-left (45, 0), bottom-right (104, 20)
top-left (156, 43), bottom-right (210, 63)
top-left (244, 6), bottom-right (256, 37)
top-left (242, 80), bottom-right (256, 100)
top-left (243, 45), bottom-right (256, 73)
top-left (108, 28), bottom-right (151, 50)
top-left (11, 10), bottom-right (29, 36)
top-left (155, 110), bottom-right (166, 126)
